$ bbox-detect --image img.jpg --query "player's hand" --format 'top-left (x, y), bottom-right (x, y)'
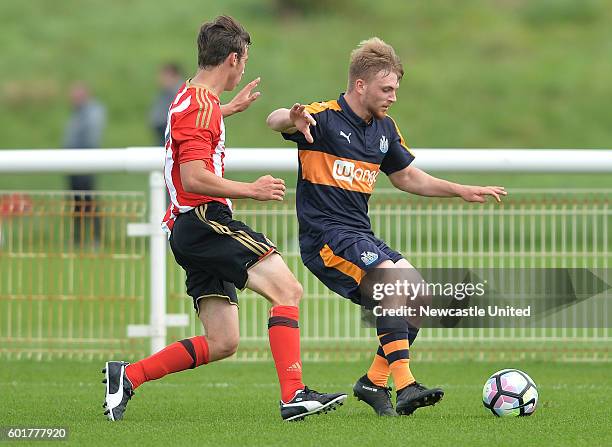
top-left (289, 103), bottom-right (316, 143)
top-left (224, 77), bottom-right (261, 116)
top-left (250, 175), bottom-right (286, 201)
top-left (459, 185), bottom-right (507, 203)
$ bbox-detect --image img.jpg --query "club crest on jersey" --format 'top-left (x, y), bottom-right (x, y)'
top-left (379, 135), bottom-right (389, 153)
top-left (360, 251), bottom-right (379, 266)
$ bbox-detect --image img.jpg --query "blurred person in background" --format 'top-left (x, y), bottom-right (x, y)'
top-left (150, 63), bottom-right (184, 146)
top-left (64, 81), bottom-right (106, 247)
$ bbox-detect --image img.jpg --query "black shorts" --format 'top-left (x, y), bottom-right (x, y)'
top-left (169, 202), bottom-right (277, 312)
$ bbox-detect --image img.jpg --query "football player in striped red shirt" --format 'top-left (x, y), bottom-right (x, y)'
top-left (102, 15), bottom-right (346, 422)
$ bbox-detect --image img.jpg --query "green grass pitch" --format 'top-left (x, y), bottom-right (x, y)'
top-left (1, 359), bottom-right (610, 446)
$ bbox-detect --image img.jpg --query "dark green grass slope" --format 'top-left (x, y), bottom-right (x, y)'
top-left (2, 0), bottom-right (612, 150)
top-left (1, 360), bottom-right (610, 446)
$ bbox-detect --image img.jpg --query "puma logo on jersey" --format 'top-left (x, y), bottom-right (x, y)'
top-left (340, 131), bottom-right (351, 144)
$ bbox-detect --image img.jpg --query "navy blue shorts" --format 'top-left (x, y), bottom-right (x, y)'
top-left (302, 232), bottom-right (403, 305)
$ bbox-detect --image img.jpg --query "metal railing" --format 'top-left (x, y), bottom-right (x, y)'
top-left (1, 147), bottom-right (610, 360)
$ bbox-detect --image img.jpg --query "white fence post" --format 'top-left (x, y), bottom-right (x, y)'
top-left (149, 171), bottom-right (168, 353)
top-left (127, 170), bottom-right (188, 353)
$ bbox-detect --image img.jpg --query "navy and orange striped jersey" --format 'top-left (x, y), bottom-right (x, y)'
top-left (162, 79), bottom-right (231, 235)
top-left (282, 93), bottom-right (415, 262)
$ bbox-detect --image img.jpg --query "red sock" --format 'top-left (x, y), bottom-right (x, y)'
top-left (125, 336), bottom-right (209, 389)
top-left (268, 305), bottom-right (305, 402)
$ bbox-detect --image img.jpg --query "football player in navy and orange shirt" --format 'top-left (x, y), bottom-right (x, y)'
top-left (267, 37), bottom-right (507, 416)
top-left (102, 16), bottom-right (346, 422)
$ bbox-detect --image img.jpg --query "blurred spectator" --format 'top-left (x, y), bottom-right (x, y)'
top-left (64, 81), bottom-right (106, 246)
top-left (150, 63), bottom-right (183, 146)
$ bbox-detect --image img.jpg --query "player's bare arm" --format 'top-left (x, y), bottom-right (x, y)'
top-left (180, 160), bottom-right (285, 201)
top-left (388, 165), bottom-right (507, 203)
top-left (266, 103), bottom-right (317, 143)
top-left (220, 77), bottom-right (261, 118)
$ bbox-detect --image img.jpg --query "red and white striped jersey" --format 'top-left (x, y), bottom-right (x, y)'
top-left (162, 79), bottom-right (231, 235)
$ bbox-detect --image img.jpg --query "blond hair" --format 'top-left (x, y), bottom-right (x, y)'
top-left (347, 38), bottom-right (403, 91)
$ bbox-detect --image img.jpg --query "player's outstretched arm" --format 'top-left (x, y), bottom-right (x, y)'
top-left (220, 77), bottom-right (261, 118)
top-left (266, 103), bottom-right (316, 143)
top-left (388, 165), bottom-right (507, 203)
top-left (181, 160), bottom-right (285, 201)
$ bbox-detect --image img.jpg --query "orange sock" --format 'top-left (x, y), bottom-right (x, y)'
top-left (268, 305), bottom-right (305, 402)
top-left (366, 345), bottom-right (390, 387)
top-left (126, 335), bottom-right (209, 390)
top-left (379, 332), bottom-right (415, 391)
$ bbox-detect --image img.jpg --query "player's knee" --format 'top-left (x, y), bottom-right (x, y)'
top-left (220, 339), bottom-right (239, 359)
top-left (209, 335), bottom-right (239, 360)
top-left (271, 280), bottom-right (303, 307)
top-left (217, 340), bottom-right (239, 360)
top-left (284, 280), bottom-right (303, 306)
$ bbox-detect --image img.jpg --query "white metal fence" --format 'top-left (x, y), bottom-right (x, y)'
top-left (1, 148), bottom-right (611, 361)
top-left (0, 191), bottom-right (148, 359)
top-left (168, 189), bottom-right (611, 362)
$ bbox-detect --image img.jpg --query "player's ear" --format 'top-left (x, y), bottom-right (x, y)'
top-left (355, 79), bottom-right (366, 95)
top-left (226, 52), bottom-right (238, 67)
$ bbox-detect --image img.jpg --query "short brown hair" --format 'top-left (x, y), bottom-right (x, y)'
top-left (197, 16), bottom-right (251, 69)
top-left (347, 38), bottom-right (403, 91)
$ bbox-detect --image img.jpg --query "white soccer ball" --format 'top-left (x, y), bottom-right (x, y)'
top-left (482, 369), bottom-right (538, 417)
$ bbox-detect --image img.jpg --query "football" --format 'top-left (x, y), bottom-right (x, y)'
top-left (482, 369), bottom-right (538, 417)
